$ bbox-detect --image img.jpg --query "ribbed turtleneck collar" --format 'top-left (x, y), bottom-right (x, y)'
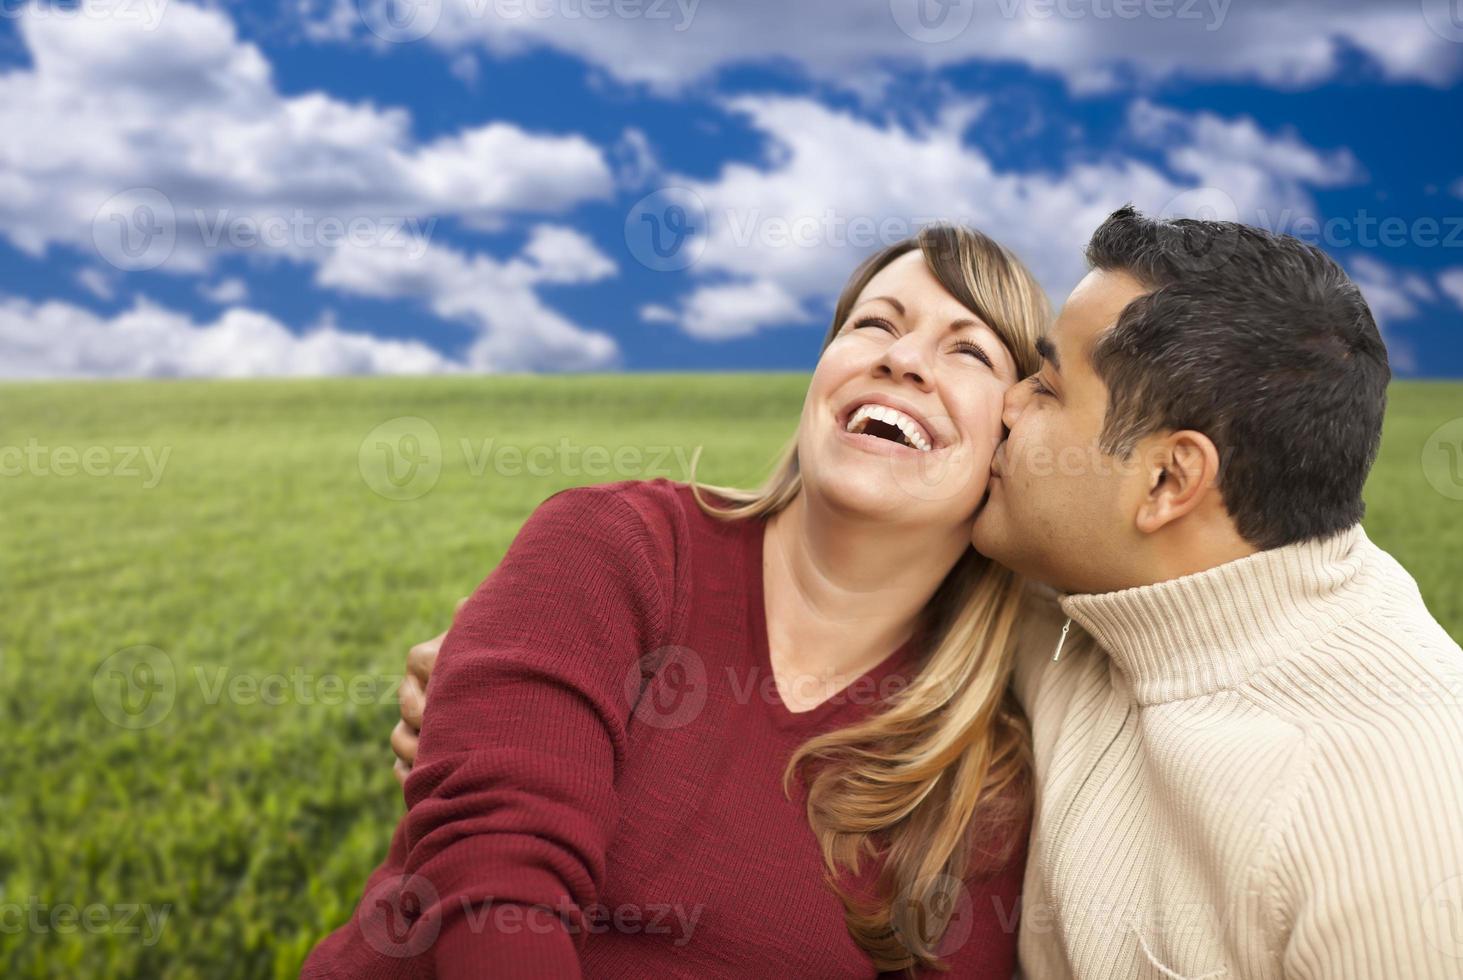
top-left (1058, 524), bottom-right (1376, 705)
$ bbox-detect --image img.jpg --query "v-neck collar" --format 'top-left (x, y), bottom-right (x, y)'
top-left (745, 513), bottom-right (924, 732)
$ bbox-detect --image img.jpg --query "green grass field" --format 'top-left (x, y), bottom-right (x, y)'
top-left (3, 375), bottom-right (1460, 978)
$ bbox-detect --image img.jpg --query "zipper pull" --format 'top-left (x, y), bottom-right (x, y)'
top-left (1052, 617), bottom-right (1072, 662)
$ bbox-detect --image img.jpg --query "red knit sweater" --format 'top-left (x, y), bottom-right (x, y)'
top-left (303, 478), bottom-right (1027, 979)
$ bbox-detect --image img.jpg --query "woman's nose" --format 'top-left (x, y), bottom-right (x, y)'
top-left (876, 335), bottom-right (932, 389)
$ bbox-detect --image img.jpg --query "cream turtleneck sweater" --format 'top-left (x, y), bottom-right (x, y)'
top-left (1011, 524), bottom-right (1463, 979)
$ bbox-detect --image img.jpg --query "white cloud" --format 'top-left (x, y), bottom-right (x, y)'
top-left (1438, 268), bottom-right (1463, 312)
top-left (315, 226), bottom-right (620, 371)
top-left (0, 295), bottom-right (456, 379)
top-left (674, 278), bottom-right (811, 340)
top-left (0, 0), bottom-right (620, 373)
top-left (645, 95), bottom-right (1357, 339)
top-left (199, 277), bottom-right (249, 304)
top-left (0, 3), bottom-right (613, 258)
top-left (74, 268), bottom-right (115, 301)
top-left (309, 0), bottom-right (1463, 94)
top-left (1344, 255), bottom-right (1432, 373)
top-left (1129, 100), bottom-right (1363, 193)
top-left (639, 303), bottom-right (678, 324)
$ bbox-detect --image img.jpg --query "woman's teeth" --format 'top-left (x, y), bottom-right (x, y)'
top-left (845, 404), bottom-right (932, 451)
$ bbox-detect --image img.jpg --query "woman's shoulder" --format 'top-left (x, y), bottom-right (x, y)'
top-left (532, 477), bottom-right (697, 545)
top-left (540, 477), bottom-right (750, 545)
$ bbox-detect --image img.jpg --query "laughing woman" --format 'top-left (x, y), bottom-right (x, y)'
top-left (304, 225), bottom-right (1049, 979)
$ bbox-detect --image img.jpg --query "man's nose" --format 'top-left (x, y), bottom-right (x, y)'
top-left (1002, 380), bottom-right (1029, 430)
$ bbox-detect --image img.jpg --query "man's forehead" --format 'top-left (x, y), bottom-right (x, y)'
top-left (1048, 269), bottom-right (1149, 366)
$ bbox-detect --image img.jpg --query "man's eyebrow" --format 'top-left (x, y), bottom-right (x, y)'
top-left (1035, 335), bottom-right (1060, 371)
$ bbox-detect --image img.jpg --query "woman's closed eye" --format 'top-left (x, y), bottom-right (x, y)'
top-left (852, 316), bottom-right (894, 333)
top-left (853, 318), bottom-right (995, 367)
top-left (950, 339), bottom-right (993, 369)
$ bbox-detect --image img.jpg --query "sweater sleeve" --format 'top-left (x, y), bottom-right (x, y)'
top-left (304, 485), bottom-right (671, 980)
top-left (1273, 675), bottom-right (1463, 979)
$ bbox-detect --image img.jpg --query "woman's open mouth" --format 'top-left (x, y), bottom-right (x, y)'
top-left (839, 401), bottom-right (937, 453)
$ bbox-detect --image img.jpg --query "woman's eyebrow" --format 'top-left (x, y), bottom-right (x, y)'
top-left (859, 295), bottom-right (905, 315)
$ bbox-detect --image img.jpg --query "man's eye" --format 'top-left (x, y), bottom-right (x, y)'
top-left (1028, 376), bottom-right (1054, 397)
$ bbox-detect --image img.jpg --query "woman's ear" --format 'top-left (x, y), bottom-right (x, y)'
top-left (1134, 430), bottom-right (1223, 535)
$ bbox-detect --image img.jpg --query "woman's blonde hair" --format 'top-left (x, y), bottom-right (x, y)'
top-left (687, 224), bottom-right (1050, 973)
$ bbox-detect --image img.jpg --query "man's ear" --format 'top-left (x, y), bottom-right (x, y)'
top-left (1134, 430), bottom-right (1222, 534)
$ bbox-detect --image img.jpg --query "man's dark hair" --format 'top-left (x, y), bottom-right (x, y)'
top-left (1084, 204), bottom-right (1390, 551)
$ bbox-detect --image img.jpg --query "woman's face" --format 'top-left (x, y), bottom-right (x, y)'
top-left (798, 249), bottom-right (1020, 529)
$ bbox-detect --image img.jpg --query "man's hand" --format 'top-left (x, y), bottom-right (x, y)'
top-left (393, 597), bottom-right (466, 786)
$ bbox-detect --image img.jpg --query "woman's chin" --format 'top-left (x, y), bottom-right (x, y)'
top-left (811, 467), bottom-right (979, 524)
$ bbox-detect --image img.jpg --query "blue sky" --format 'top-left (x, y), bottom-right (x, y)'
top-left (0, 0), bottom-right (1460, 377)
